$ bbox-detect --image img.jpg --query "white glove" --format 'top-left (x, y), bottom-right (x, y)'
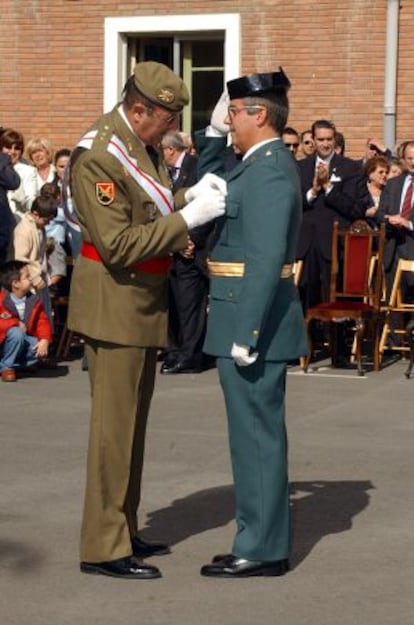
top-left (210, 90), bottom-right (230, 135)
top-left (231, 343), bottom-right (259, 367)
top-left (184, 172), bottom-right (227, 203)
top-left (180, 189), bottom-right (226, 229)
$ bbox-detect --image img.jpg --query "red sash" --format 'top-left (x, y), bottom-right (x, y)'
top-left (80, 242), bottom-right (172, 274)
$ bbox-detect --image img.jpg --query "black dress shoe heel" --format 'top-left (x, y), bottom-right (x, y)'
top-left (131, 536), bottom-right (171, 558)
top-left (80, 555), bottom-right (161, 579)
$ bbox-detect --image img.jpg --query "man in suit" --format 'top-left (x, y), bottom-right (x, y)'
top-left (159, 131), bottom-right (212, 374)
top-left (196, 69), bottom-right (308, 578)
top-left (67, 61), bottom-right (226, 579)
top-left (377, 141), bottom-right (414, 300)
top-left (282, 126), bottom-right (300, 159)
top-left (296, 119), bottom-right (363, 311)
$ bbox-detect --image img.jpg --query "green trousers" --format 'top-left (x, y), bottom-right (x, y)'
top-left (217, 358), bottom-right (290, 561)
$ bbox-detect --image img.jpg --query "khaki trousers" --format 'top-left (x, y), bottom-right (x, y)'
top-left (80, 339), bottom-right (157, 563)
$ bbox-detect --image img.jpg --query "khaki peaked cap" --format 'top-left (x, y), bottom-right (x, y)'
top-left (133, 61), bottom-right (189, 112)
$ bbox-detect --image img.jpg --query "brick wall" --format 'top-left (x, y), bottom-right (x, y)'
top-left (0, 0), bottom-right (413, 158)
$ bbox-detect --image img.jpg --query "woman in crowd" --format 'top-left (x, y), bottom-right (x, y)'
top-left (360, 155), bottom-right (390, 227)
top-left (26, 137), bottom-right (56, 192)
top-left (0, 128), bottom-right (37, 221)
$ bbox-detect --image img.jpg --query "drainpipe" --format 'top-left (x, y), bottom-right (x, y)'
top-left (383, 0), bottom-right (400, 152)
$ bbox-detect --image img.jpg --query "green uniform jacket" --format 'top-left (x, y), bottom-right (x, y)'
top-left (68, 108), bottom-right (189, 346)
top-left (198, 133), bottom-right (308, 361)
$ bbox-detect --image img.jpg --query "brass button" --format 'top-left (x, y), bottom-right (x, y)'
top-left (252, 330), bottom-right (259, 336)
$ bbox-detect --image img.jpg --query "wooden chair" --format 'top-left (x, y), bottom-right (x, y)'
top-left (292, 260), bottom-right (307, 369)
top-left (303, 220), bottom-right (385, 376)
top-left (51, 256), bottom-right (78, 359)
top-left (379, 259), bottom-right (414, 378)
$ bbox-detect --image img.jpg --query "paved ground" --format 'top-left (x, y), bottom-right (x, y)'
top-left (0, 353), bottom-right (413, 625)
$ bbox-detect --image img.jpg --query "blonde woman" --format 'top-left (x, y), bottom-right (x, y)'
top-left (26, 137), bottom-right (56, 192)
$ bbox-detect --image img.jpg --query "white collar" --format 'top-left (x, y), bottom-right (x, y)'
top-left (243, 137), bottom-right (280, 161)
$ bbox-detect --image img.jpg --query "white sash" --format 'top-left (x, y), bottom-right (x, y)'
top-left (76, 130), bottom-right (174, 216)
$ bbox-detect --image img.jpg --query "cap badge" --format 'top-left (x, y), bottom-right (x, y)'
top-left (157, 89), bottom-right (175, 104)
top-left (95, 181), bottom-right (115, 205)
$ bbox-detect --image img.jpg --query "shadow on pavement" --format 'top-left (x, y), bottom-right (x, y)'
top-left (143, 479), bottom-right (373, 567)
top-left (0, 539), bottom-right (46, 575)
top-left (290, 479), bottom-right (374, 568)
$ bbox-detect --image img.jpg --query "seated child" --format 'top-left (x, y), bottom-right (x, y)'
top-left (0, 260), bottom-right (52, 382)
top-left (13, 189), bottom-right (58, 327)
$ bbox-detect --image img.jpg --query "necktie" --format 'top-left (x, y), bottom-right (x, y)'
top-left (169, 166), bottom-right (179, 182)
top-left (401, 176), bottom-right (414, 219)
top-left (145, 145), bottom-right (159, 169)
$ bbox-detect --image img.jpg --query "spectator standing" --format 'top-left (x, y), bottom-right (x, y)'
top-left (0, 151), bottom-right (20, 264)
top-left (0, 128), bottom-right (37, 221)
top-left (377, 141), bottom-right (414, 299)
top-left (357, 137), bottom-right (392, 169)
top-left (160, 130), bottom-right (211, 374)
top-left (360, 156), bottom-right (389, 227)
top-left (282, 126), bottom-right (300, 159)
top-left (299, 129), bottom-right (315, 159)
top-left (26, 137), bottom-right (56, 192)
top-left (387, 156), bottom-right (405, 180)
top-left (296, 119), bottom-right (363, 310)
top-left (334, 130), bottom-right (346, 155)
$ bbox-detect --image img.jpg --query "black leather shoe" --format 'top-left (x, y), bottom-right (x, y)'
top-left (201, 554), bottom-right (289, 578)
top-left (212, 553), bottom-right (232, 563)
top-left (80, 555), bottom-right (161, 579)
top-left (131, 536), bottom-right (171, 558)
top-left (160, 360), bottom-right (203, 374)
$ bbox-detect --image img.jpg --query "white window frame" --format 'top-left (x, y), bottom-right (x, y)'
top-left (103, 13), bottom-right (240, 111)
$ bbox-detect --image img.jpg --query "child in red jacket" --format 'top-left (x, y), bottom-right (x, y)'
top-left (0, 259), bottom-right (52, 381)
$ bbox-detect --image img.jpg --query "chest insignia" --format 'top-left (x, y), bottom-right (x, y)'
top-left (95, 181), bottom-right (115, 205)
top-left (0, 312), bottom-right (12, 319)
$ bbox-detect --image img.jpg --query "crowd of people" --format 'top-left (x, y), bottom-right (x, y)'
top-left (1, 108), bottom-right (413, 380)
top-left (1, 116), bottom-right (413, 379)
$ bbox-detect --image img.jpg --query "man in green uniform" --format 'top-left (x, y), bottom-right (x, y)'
top-left (68, 61), bottom-right (226, 579)
top-left (197, 70), bottom-right (308, 577)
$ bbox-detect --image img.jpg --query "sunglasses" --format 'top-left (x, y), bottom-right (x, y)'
top-left (284, 142), bottom-right (299, 148)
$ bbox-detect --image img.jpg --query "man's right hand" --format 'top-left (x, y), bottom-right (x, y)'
top-left (184, 172), bottom-right (227, 203)
top-left (180, 189), bottom-right (226, 229)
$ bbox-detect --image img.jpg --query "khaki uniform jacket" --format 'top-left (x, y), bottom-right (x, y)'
top-left (68, 107), bottom-right (189, 346)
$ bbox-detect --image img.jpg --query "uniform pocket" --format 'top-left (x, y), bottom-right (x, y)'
top-left (209, 276), bottom-right (242, 302)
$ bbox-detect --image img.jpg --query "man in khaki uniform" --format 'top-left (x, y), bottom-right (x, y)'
top-left (68, 61), bottom-right (226, 579)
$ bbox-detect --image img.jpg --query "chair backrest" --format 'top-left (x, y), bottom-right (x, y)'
top-left (329, 220), bottom-right (385, 308)
top-left (388, 258), bottom-right (414, 308)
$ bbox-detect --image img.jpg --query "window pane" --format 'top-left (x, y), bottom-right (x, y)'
top-left (192, 70), bottom-right (223, 131)
top-left (192, 41), bottom-right (223, 67)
